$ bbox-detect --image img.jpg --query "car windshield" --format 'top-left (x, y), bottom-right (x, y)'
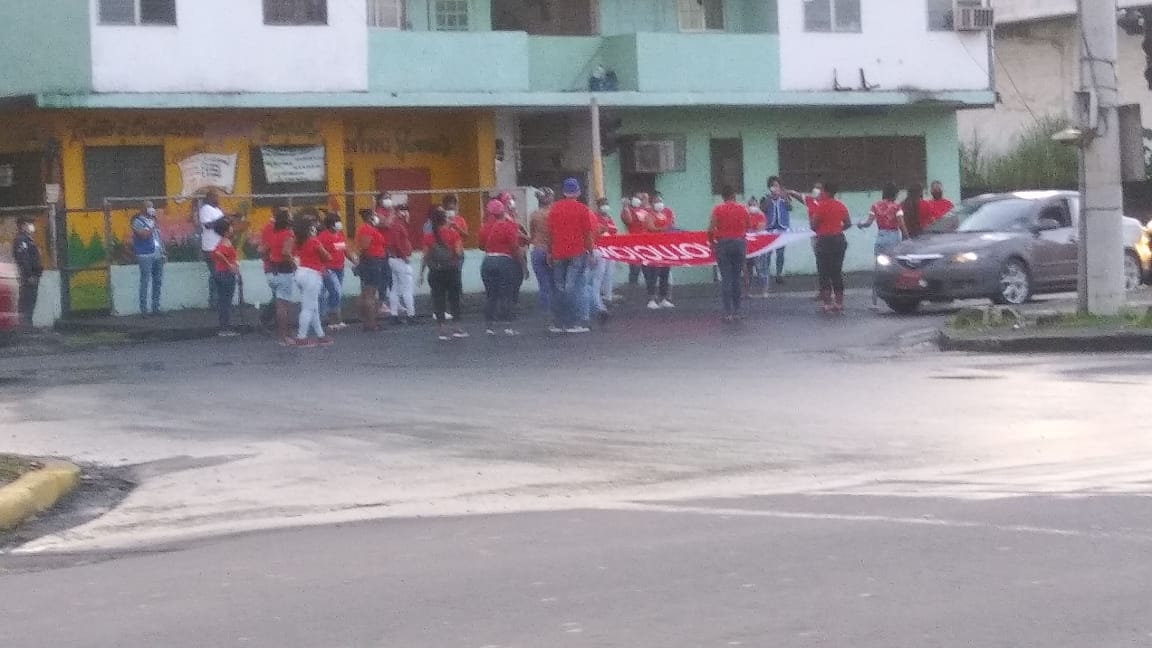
top-left (925, 198), bottom-right (1034, 234)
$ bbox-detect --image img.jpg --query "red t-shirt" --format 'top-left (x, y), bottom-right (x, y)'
top-left (748, 211), bottom-right (767, 232)
top-left (317, 230), bottom-right (347, 270)
top-left (623, 207), bottom-right (649, 234)
top-left (712, 201), bottom-right (750, 240)
top-left (924, 198), bottom-right (954, 224)
top-left (424, 226), bottom-right (463, 261)
top-left (266, 226), bottom-right (294, 264)
top-left (478, 218), bottom-right (521, 256)
top-left (213, 240), bottom-right (237, 273)
top-left (649, 208), bottom-right (675, 232)
top-left (597, 213), bottom-right (618, 237)
top-left (357, 223), bottom-right (387, 258)
top-left (870, 200), bottom-right (903, 231)
top-left (260, 222), bottom-right (274, 272)
top-left (810, 198), bottom-right (851, 237)
top-left (548, 199), bottom-right (594, 260)
top-left (297, 237), bottom-right (327, 272)
top-left (387, 218), bottom-right (413, 260)
top-left (449, 216), bottom-right (470, 239)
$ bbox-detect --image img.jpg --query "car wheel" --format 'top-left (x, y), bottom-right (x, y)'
top-left (992, 259), bottom-right (1031, 305)
top-left (885, 298), bottom-right (921, 315)
top-left (1124, 250), bottom-right (1142, 292)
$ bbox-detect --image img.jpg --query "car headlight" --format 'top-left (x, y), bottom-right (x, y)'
top-left (876, 254), bottom-right (892, 267)
top-left (952, 252), bottom-right (980, 263)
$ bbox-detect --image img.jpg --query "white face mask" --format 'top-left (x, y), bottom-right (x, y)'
top-left (599, 205), bottom-right (611, 215)
top-left (749, 206), bottom-right (762, 214)
top-left (811, 188), bottom-right (823, 198)
top-left (653, 202), bottom-right (665, 212)
top-left (445, 210), bottom-right (457, 219)
top-left (630, 198), bottom-right (642, 208)
top-left (381, 199), bottom-right (394, 209)
top-left (333, 222), bottom-right (344, 232)
top-left (309, 227), bottom-right (318, 237)
top-left (24, 225), bottom-right (35, 234)
top-left (146, 207), bottom-right (156, 217)
top-left (507, 199), bottom-right (516, 209)
top-left (371, 216), bottom-right (380, 226)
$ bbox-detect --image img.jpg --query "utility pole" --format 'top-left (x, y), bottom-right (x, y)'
top-left (590, 98), bottom-right (605, 201)
top-left (1077, 0), bottom-right (1125, 316)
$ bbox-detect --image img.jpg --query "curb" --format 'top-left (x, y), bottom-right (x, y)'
top-left (0, 461), bottom-right (81, 532)
top-left (938, 329), bottom-right (1152, 353)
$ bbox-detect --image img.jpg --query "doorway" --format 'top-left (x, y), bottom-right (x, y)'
top-left (375, 167), bottom-right (432, 246)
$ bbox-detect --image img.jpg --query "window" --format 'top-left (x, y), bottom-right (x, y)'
top-left (803, 0), bottom-right (861, 33)
top-left (778, 137), bottom-right (927, 193)
top-left (0, 153), bottom-right (43, 208)
top-left (263, 0), bottom-right (327, 25)
top-left (492, 0), bottom-right (597, 36)
top-left (98, 0), bottom-right (176, 25)
top-left (710, 139), bottom-right (744, 195)
top-left (83, 146), bottom-right (166, 209)
top-left (434, 0), bottom-right (470, 31)
top-left (249, 146), bottom-right (328, 206)
top-left (679, 0), bottom-right (724, 32)
top-left (367, 0), bottom-right (403, 29)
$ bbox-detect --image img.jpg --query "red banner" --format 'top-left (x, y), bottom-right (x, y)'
top-left (596, 231), bottom-right (815, 267)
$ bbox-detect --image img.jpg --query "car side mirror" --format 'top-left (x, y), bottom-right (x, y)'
top-left (1033, 218), bottom-right (1061, 233)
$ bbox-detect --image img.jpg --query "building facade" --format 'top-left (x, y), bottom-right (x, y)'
top-left (0, 0), bottom-right (993, 324)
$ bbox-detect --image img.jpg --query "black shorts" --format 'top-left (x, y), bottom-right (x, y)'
top-left (359, 256), bottom-right (388, 288)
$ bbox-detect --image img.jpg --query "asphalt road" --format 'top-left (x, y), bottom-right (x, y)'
top-left (2, 288), bottom-right (1151, 647)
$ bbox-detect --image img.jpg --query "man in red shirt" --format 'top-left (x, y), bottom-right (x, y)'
top-left (923, 180), bottom-right (955, 225)
top-left (386, 204), bottom-right (416, 323)
top-left (546, 177), bottom-right (595, 334)
top-left (709, 186), bottom-right (751, 321)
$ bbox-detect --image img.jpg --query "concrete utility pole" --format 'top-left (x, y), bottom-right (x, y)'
top-left (590, 98), bottom-right (605, 201)
top-left (1077, 0), bottom-right (1126, 316)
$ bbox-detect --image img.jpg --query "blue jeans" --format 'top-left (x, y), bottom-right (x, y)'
top-left (321, 269), bottom-right (344, 317)
top-left (203, 253), bottom-right (217, 307)
top-left (481, 255), bottom-right (519, 326)
top-left (765, 245), bottom-right (786, 278)
top-left (716, 238), bottom-right (747, 315)
top-left (137, 253), bottom-right (164, 313)
top-left (551, 254), bottom-right (589, 328)
top-left (213, 271), bottom-right (237, 329)
top-left (531, 247), bottom-right (553, 311)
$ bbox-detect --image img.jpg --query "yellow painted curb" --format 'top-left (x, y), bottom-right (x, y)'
top-left (0, 461), bottom-right (81, 532)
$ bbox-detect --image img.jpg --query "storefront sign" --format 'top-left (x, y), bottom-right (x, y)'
top-left (344, 127), bottom-right (454, 161)
top-left (597, 231), bottom-right (815, 267)
top-left (179, 153), bottom-right (238, 195)
top-left (261, 146), bottom-right (326, 183)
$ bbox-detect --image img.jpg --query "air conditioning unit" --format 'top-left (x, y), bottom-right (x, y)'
top-left (631, 140), bottom-right (678, 174)
top-left (954, 6), bottom-right (994, 31)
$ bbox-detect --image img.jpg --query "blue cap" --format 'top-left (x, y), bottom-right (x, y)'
top-left (562, 177), bottom-right (581, 197)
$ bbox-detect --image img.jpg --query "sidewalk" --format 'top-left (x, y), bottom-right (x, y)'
top-left (50, 272), bottom-right (875, 342)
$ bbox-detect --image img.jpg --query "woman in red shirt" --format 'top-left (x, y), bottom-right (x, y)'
top-left (421, 207), bottom-right (467, 341)
top-left (644, 194), bottom-right (676, 309)
top-left (859, 184), bottom-right (906, 308)
top-left (356, 209), bottom-right (388, 332)
top-left (478, 199), bottom-right (525, 336)
top-left (805, 182), bottom-right (853, 314)
top-left (709, 186), bottom-right (751, 322)
top-left (293, 220), bottom-right (333, 347)
top-left (317, 211), bottom-right (353, 331)
top-left (745, 197), bottom-right (769, 298)
top-left (620, 192), bottom-right (650, 285)
top-left (210, 219), bottom-right (241, 337)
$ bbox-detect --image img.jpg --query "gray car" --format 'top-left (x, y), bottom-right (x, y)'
top-left (874, 190), bottom-right (1145, 314)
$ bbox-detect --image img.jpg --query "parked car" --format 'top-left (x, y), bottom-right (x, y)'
top-left (874, 190), bottom-right (1151, 314)
top-left (0, 260), bottom-right (19, 332)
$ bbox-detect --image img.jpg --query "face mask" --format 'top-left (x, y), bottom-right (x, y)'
top-left (653, 202), bottom-right (665, 212)
top-left (309, 227), bottom-right (318, 237)
top-left (749, 206), bottom-right (761, 214)
top-left (507, 199), bottom-right (516, 209)
top-left (333, 222), bottom-right (344, 232)
top-left (398, 210), bottom-right (409, 220)
top-left (599, 205), bottom-right (611, 215)
top-left (371, 216), bottom-right (380, 226)
top-left (931, 191), bottom-right (943, 200)
top-left (146, 207), bottom-right (156, 217)
top-left (811, 188), bottom-right (823, 198)
top-left (770, 186), bottom-right (782, 196)
top-left (445, 210), bottom-right (457, 219)
top-left (381, 199), bottom-right (394, 209)
top-left (25, 225), bottom-right (35, 234)
top-left (630, 198), bottom-right (642, 208)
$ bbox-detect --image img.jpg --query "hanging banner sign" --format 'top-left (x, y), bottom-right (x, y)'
top-left (261, 146), bottom-right (326, 183)
top-left (596, 230), bottom-right (815, 267)
top-left (178, 153), bottom-right (238, 195)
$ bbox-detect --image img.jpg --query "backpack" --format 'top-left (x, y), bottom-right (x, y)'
top-left (426, 229), bottom-right (456, 271)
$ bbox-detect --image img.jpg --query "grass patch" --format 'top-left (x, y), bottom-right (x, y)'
top-left (949, 306), bottom-right (1152, 333)
top-left (0, 455), bottom-right (38, 487)
top-left (962, 116), bottom-right (1078, 191)
top-left (1039, 310), bottom-right (1152, 330)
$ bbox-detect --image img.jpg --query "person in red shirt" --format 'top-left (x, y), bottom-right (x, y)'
top-left (478, 199), bottom-right (526, 336)
top-left (589, 197), bottom-right (619, 321)
top-left (859, 184), bottom-right (906, 309)
top-left (546, 177), bottom-right (595, 333)
top-left (210, 219), bottom-right (241, 337)
top-left (258, 207), bottom-right (297, 343)
top-left (901, 183), bottom-right (928, 238)
top-left (421, 207), bottom-right (467, 340)
top-left (386, 204), bottom-right (416, 324)
top-left (745, 197), bottom-right (769, 298)
top-left (356, 209), bottom-right (388, 332)
top-left (372, 194), bottom-right (395, 316)
top-left (709, 186), bottom-right (751, 322)
top-left (805, 182), bottom-right (853, 314)
top-left (293, 220), bottom-right (333, 347)
top-left (643, 193), bottom-right (676, 309)
top-left (317, 212), bottom-right (353, 330)
top-left (923, 180), bottom-right (955, 226)
top-left (620, 192), bottom-right (650, 285)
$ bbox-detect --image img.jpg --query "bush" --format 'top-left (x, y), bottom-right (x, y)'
top-left (962, 116), bottom-right (1078, 192)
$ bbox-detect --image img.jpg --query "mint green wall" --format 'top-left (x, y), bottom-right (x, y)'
top-left (602, 107), bottom-right (961, 276)
top-left (527, 36), bottom-right (604, 92)
top-left (370, 31), bottom-right (528, 91)
top-left (405, 0), bottom-right (492, 31)
top-left (0, 0), bottom-right (91, 95)
top-left (634, 34), bottom-right (778, 92)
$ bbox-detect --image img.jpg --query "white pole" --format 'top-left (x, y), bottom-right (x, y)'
top-left (1078, 0), bottom-right (1125, 316)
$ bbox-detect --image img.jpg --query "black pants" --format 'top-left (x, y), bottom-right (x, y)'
top-left (428, 267), bottom-right (462, 323)
top-left (643, 266), bottom-right (670, 300)
top-left (814, 234), bottom-right (848, 297)
top-left (716, 238), bottom-right (746, 316)
top-left (628, 264), bottom-right (642, 284)
top-left (18, 279), bottom-right (38, 327)
top-left (481, 255), bottom-right (518, 326)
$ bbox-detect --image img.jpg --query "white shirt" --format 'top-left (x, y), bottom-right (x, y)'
top-left (199, 203), bottom-right (224, 252)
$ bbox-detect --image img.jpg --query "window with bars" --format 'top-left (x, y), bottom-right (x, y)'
top-left (263, 0), bottom-right (328, 25)
top-left (434, 0), bottom-right (470, 31)
top-left (367, 0), bottom-right (404, 28)
top-left (83, 146), bottom-right (167, 209)
top-left (777, 137), bottom-right (927, 193)
top-left (98, 0), bottom-right (176, 25)
top-left (678, 0), bottom-right (724, 32)
top-left (803, 0), bottom-right (861, 33)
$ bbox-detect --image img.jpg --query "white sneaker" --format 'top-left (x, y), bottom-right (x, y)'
top-left (503, 328), bottom-right (520, 336)
top-left (486, 329), bottom-right (497, 336)
top-left (647, 300), bottom-right (660, 310)
top-left (452, 330), bottom-right (469, 339)
top-left (659, 299), bottom-right (675, 309)
top-left (565, 326), bottom-right (591, 334)
top-left (548, 325), bottom-right (565, 334)
top-left (444, 313), bottom-right (454, 321)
